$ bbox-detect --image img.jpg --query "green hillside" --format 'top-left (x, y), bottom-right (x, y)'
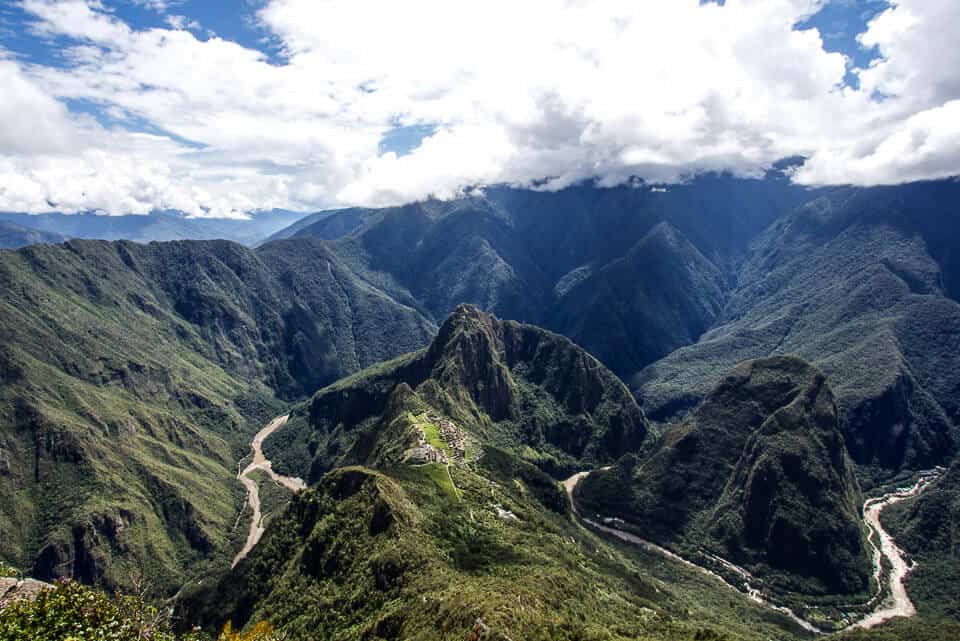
top-left (581, 357), bottom-right (871, 609)
top-left (0, 238), bottom-right (433, 593)
top-left (636, 183), bottom-right (960, 473)
top-left (265, 304), bottom-right (647, 482)
top-left (183, 464), bottom-right (819, 641)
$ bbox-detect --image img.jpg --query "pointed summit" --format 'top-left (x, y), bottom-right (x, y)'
top-left (580, 355), bottom-right (870, 596)
top-left (285, 306), bottom-right (648, 481)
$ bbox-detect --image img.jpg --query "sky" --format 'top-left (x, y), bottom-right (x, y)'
top-left (1, 0), bottom-right (959, 217)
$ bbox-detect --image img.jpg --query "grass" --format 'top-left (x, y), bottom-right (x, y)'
top-left (408, 463), bottom-right (459, 501)
top-left (416, 414), bottom-right (450, 455)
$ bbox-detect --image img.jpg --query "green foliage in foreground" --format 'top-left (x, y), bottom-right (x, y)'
top-left (0, 580), bottom-right (283, 641)
top-left (0, 580), bottom-right (204, 641)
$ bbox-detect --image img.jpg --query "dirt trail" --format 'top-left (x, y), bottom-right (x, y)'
top-left (232, 415), bottom-right (305, 568)
top-left (563, 467), bottom-right (945, 635)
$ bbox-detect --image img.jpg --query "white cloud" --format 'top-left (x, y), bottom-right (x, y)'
top-left (0, 59), bottom-right (80, 155)
top-left (794, 100), bottom-right (960, 185)
top-left (164, 15), bottom-right (200, 31)
top-left (22, 0), bottom-right (132, 47)
top-left (1, 0), bottom-right (960, 215)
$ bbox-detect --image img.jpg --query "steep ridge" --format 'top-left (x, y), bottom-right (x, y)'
top-left (282, 176), bottom-right (818, 375)
top-left (550, 222), bottom-right (726, 376)
top-left (181, 315), bottom-right (837, 641)
top-left (580, 357), bottom-right (871, 600)
top-left (265, 305), bottom-right (648, 482)
top-left (0, 238), bottom-right (433, 593)
top-left (262, 207), bottom-right (373, 243)
top-left (186, 463), bottom-right (806, 641)
top-left (636, 182), bottom-right (960, 471)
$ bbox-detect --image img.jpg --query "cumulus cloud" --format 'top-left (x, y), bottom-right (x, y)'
top-left (1, 0), bottom-right (959, 215)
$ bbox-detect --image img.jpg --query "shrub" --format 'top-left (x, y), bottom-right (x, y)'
top-left (0, 579), bottom-right (280, 641)
top-left (218, 621), bottom-right (282, 641)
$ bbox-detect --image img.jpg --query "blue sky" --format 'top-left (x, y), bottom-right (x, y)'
top-left (1, 1), bottom-right (890, 155)
top-left (1, 0), bottom-right (958, 216)
top-left (798, 0), bottom-right (891, 86)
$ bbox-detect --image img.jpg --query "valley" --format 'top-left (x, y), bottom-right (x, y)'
top-left (232, 414), bottom-right (305, 568)
top-left (5, 3), bottom-right (960, 639)
top-left (566, 465), bottom-right (947, 634)
top-left (2, 178), bottom-right (960, 641)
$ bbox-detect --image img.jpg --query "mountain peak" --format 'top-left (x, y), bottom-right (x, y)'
top-left (285, 307), bottom-right (648, 481)
top-left (580, 355), bottom-right (869, 596)
top-left (433, 303), bottom-right (493, 342)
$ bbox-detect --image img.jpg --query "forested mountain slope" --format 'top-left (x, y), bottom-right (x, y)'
top-left (636, 182), bottom-right (960, 472)
top-left (279, 175), bottom-right (819, 377)
top-left (0, 238), bottom-right (433, 592)
top-left (0, 221), bottom-right (67, 249)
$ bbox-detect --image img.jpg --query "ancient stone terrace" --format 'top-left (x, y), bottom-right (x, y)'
top-left (427, 412), bottom-right (468, 463)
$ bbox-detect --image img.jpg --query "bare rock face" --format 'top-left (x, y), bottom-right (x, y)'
top-left (0, 578), bottom-right (52, 610)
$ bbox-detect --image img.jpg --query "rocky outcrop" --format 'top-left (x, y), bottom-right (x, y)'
top-left (31, 510), bottom-right (134, 585)
top-left (0, 578), bottom-right (52, 610)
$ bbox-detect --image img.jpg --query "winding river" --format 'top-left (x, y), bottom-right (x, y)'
top-left (563, 467), bottom-right (945, 634)
top-left (232, 414), bottom-right (305, 568)
top-left (233, 414), bottom-right (944, 632)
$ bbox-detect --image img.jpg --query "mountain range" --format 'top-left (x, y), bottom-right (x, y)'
top-left (0, 209), bottom-right (312, 248)
top-left (0, 237), bottom-right (432, 592)
top-left (636, 182), bottom-right (960, 473)
top-left (2, 174), bottom-right (959, 640)
top-left (182, 308), bottom-right (836, 640)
